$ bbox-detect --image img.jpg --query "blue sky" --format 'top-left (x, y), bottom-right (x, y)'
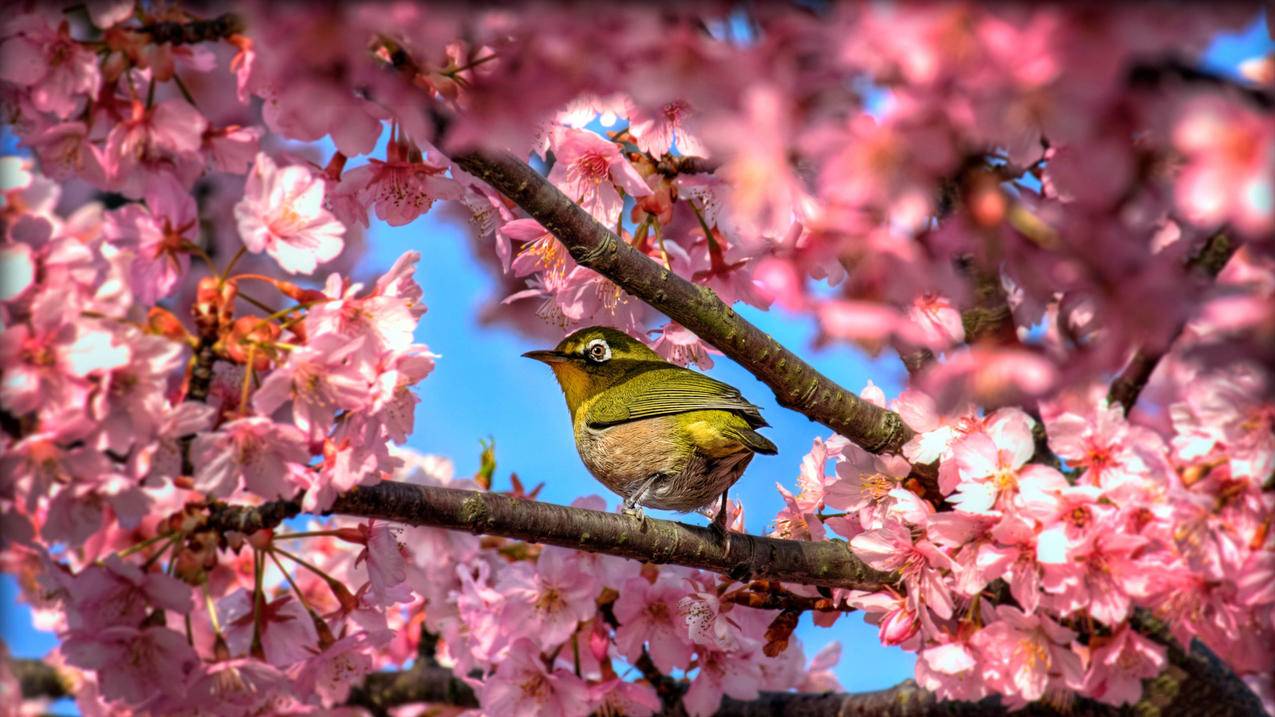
top-left (3, 11), bottom-right (1271, 705)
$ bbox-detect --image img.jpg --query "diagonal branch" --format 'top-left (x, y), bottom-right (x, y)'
top-left (450, 148), bottom-right (915, 456)
top-left (213, 481), bottom-right (894, 589)
top-left (1108, 232), bottom-right (1237, 413)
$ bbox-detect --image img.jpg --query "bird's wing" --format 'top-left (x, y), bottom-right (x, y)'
top-left (587, 364), bottom-right (769, 429)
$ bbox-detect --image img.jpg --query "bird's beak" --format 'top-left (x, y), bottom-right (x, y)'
top-left (522, 349), bottom-right (570, 364)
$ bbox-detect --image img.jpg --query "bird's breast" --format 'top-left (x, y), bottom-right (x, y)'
top-left (574, 416), bottom-right (687, 492)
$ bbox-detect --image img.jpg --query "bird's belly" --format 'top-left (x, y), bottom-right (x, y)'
top-left (575, 418), bottom-right (752, 513)
top-left (576, 418), bottom-right (684, 494)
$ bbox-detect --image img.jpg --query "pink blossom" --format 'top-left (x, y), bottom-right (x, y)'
top-left (481, 637), bottom-right (590, 717)
top-left (341, 135), bottom-right (461, 227)
top-left (102, 180), bottom-right (198, 305)
top-left (630, 99), bottom-right (706, 157)
top-left (650, 321), bottom-right (718, 370)
top-left (917, 347), bottom-right (1058, 413)
top-left (1040, 517), bottom-right (1153, 626)
top-left (906, 293), bottom-right (965, 351)
top-left (205, 125), bottom-right (263, 175)
top-left (916, 641), bottom-right (987, 702)
top-left (589, 678), bottom-right (661, 717)
top-left (353, 520), bottom-right (412, 607)
top-left (65, 555), bottom-right (191, 632)
top-left (497, 546), bottom-right (600, 651)
top-left (1171, 364), bottom-right (1274, 485)
top-left (295, 630), bottom-right (390, 706)
top-left (505, 218), bottom-right (574, 280)
top-left (62, 625), bottom-right (199, 707)
top-left (0, 14), bottom-right (100, 118)
top-left (219, 588), bottom-right (319, 668)
top-left (682, 647), bottom-right (763, 717)
top-left (251, 334), bottom-right (373, 438)
top-left (798, 642), bottom-right (844, 693)
top-left (0, 295), bottom-right (128, 418)
top-left (86, 330), bottom-right (185, 454)
top-left (1173, 96), bottom-right (1274, 237)
top-left (20, 121), bottom-right (106, 183)
top-left (946, 408), bottom-right (1067, 514)
top-left (971, 605), bottom-right (1084, 705)
top-left (825, 441), bottom-right (915, 530)
top-left (44, 473), bottom-right (151, 547)
top-left (1046, 396), bottom-right (1169, 498)
top-left (234, 152), bottom-right (346, 274)
top-left (191, 417), bottom-right (310, 499)
top-left (307, 262), bottom-right (421, 357)
top-left (677, 581), bottom-right (756, 653)
top-left (131, 400), bottom-right (215, 486)
top-left (1082, 626), bottom-right (1166, 706)
top-left (613, 574), bottom-right (695, 674)
top-left (102, 99), bottom-right (208, 199)
top-left (179, 658), bottom-right (291, 716)
top-left (851, 519), bottom-right (955, 619)
top-left (547, 127), bottom-right (652, 226)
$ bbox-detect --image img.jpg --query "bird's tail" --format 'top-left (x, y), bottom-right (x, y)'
top-left (728, 426), bottom-right (778, 455)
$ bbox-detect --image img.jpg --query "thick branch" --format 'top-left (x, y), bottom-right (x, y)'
top-left (450, 149), bottom-right (915, 456)
top-left (210, 482), bottom-right (891, 588)
top-left (346, 663), bottom-right (478, 714)
top-left (1108, 233), bottom-right (1237, 413)
top-left (11, 659), bottom-right (69, 702)
top-left (139, 13), bottom-right (244, 45)
top-left (331, 482), bottom-right (893, 589)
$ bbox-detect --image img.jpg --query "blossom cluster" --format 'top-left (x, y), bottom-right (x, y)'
top-left (772, 375), bottom-right (1274, 708)
top-left (1, 1), bottom-right (1273, 716)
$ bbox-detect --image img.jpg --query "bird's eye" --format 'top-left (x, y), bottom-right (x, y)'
top-left (586, 338), bottom-right (611, 363)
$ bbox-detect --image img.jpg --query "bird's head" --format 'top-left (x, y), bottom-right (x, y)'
top-left (523, 326), bottom-right (662, 416)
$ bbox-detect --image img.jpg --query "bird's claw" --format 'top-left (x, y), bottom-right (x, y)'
top-left (709, 514), bottom-right (732, 550)
top-left (621, 503), bottom-right (650, 530)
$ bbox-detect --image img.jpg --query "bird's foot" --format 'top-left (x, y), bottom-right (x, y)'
top-left (708, 491), bottom-right (733, 548)
top-left (708, 519), bottom-right (732, 550)
top-left (621, 500), bottom-right (651, 530)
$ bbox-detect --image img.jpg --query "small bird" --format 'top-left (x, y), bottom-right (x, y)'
top-left (524, 326), bottom-right (777, 531)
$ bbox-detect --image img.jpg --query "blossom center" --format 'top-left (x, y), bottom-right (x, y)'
top-left (520, 672), bottom-right (550, 699)
top-left (572, 151), bottom-right (610, 183)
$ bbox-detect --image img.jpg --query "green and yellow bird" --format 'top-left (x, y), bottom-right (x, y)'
top-left (524, 326), bottom-right (777, 531)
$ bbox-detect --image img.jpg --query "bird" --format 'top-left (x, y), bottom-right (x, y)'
top-left (523, 326), bottom-right (777, 532)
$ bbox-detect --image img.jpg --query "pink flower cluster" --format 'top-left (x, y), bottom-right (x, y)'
top-left (772, 381), bottom-right (1274, 708)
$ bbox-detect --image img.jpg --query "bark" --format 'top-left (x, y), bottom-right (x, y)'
top-left (139, 13), bottom-right (245, 45)
top-left (450, 148), bottom-right (916, 457)
top-left (212, 481), bottom-right (894, 589)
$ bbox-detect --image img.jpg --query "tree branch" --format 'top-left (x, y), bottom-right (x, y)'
top-left (216, 481), bottom-right (894, 589)
top-left (10, 658), bottom-right (69, 702)
top-left (449, 148), bottom-right (916, 456)
top-left (1108, 233), bottom-right (1237, 413)
top-left (139, 13), bottom-right (245, 45)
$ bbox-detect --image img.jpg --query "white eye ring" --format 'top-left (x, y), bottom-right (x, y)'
top-left (585, 338), bottom-right (611, 362)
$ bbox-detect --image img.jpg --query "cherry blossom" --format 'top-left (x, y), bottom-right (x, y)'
top-left (546, 127), bottom-right (652, 226)
top-left (235, 152), bottom-right (346, 274)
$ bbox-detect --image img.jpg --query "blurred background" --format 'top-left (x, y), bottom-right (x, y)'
top-left (2, 10), bottom-right (1271, 705)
